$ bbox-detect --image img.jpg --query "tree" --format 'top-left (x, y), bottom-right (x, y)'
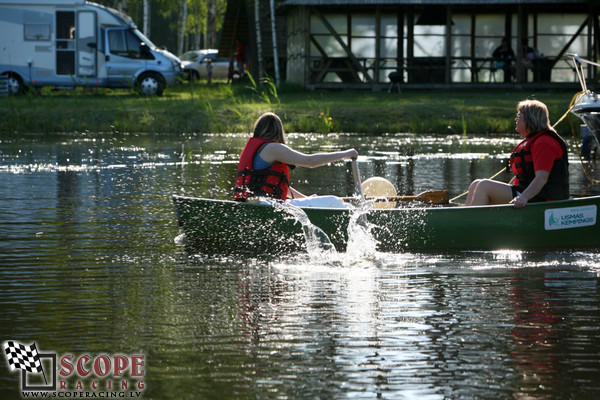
top-left (178, 0), bottom-right (188, 55)
top-left (94, 0), bottom-right (227, 54)
top-left (254, 0), bottom-right (263, 81)
top-left (143, 0), bottom-right (150, 37)
top-left (207, 0), bottom-right (217, 49)
top-left (269, 0), bottom-right (280, 86)
top-left (186, 0), bottom-right (206, 50)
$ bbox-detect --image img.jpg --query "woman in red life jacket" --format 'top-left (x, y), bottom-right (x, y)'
top-left (234, 112), bottom-right (358, 201)
top-left (465, 100), bottom-right (569, 208)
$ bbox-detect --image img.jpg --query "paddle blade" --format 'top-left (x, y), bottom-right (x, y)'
top-left (415, 190), bottom-right (450, 204)
top-left (362, 177), bottom-right (397, 209)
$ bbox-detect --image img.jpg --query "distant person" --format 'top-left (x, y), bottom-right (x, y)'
top-left (234, 39), bottom-right (246, 76)
top-left (520, 39), bottom-right (537, 81)
top-left (234, 112), bottom-right (358, 201)
top-left (227, 57), bottom-right (235, 84)
top-left (492, 38), bottom-right (515, 82)
top-left (465, 100), bottom-right (569, 208)
top-left (206, 58), bottom-right (213, 84)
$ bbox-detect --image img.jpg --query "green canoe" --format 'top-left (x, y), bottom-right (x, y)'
top-left (172, 195), bottom-right (600, 253)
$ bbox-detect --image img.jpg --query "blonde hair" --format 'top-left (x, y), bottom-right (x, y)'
top-left (517, 99), bottom-right (554, 136)
top-left (253, 112), bottom-right (286, 144)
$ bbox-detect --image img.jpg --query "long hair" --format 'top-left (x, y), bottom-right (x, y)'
top-left (517, 99), bottom-right (554, 136)
top-left (253, 112), bottom-right (286, 144)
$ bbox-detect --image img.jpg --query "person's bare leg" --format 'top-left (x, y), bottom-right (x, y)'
top-left (469, 179), bottom-right (513, 205)
top-left (465, 179), bottom-right (482, 206)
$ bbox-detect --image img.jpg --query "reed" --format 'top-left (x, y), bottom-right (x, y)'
top-left (0, 82), bottom-right (576, 136)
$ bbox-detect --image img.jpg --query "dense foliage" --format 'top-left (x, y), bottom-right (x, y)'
top-left (95, 0), bottom-right (228, 55)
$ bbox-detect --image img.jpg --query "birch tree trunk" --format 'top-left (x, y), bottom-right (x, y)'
top-left (193, 0), bottom-right (201, 49)
top-left (142, 0), bottom-right (150, 38)
top-left (254, 0), bottom-right (263, 81)
top-left (269, 0), bottom-right (280, 86)
top-left (178, 0), bottom-right (188, 56)
top-left (207, 0), bottom-right (217, 49)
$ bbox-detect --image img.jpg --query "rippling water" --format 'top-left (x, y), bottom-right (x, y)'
top-left (1, 133), bottom-right (600, 399)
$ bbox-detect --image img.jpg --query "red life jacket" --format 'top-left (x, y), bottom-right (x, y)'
top-left (233, 137), bottom-right (290, 201)
top-left (510, 129), bottom-right (569, 201)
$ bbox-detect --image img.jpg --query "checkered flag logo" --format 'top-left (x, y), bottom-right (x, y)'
top-left (3, 341), bottom-right (43, 374)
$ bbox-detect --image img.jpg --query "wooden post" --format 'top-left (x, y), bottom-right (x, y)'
top-left (374, 6), bottom-right (381, 90)
top-left (407, 8), bottom-right (414, 83)
top-left (516, 5), bottom-right (524, 83)
top-left (304, 6), bottom-right (310, 87)
top-left (470, 13), bottom-right (477, 83)
top-left (445, 5), bottom-right (452, 84)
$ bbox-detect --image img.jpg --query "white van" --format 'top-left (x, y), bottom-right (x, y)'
top-left (0, 0), bottom-right (182, 95)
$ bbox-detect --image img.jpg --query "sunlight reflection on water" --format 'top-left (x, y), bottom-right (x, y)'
top-left (1, 133), bottom-right (600, 399)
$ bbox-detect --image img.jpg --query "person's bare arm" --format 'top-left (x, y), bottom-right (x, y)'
top-left (260, 143), bottom-right (358, 168)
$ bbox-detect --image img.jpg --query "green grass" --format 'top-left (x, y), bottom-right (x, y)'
top-left (0, 79), bottom-right (580, 136)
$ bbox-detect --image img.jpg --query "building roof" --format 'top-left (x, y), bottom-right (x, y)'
top-left (281, 0), bottom-right (586, 6)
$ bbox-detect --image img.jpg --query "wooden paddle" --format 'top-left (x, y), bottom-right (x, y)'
top-left (344, 190), bottom-right (449, 205)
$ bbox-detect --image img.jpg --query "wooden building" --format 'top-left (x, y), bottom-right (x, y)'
top-left (279, 0), bottom-right (599, 90)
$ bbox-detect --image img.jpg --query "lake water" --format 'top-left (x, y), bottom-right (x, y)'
top-left (1, 132), bottom-right (599, 399)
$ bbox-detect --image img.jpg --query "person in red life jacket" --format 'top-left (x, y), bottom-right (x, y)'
top-left (465, 99), bottom-right (569, 208)
top-left (234, 39), bottom-right (246, 76)
top-left (234, 112), bottom-right (358, 201)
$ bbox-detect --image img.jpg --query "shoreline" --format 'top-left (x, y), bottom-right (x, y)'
top-left (0, 83), bottom-right (579, 136)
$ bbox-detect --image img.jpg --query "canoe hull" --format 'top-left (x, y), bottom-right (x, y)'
top-left (172, 195), bottom-right (600, 253)
top-left (172, 196), bottom-right (350, 254)
top-left (368, 198), bottom-right (599, 251)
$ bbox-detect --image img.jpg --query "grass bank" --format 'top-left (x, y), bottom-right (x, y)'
top-left (0, 80), bottom-right (580, 136)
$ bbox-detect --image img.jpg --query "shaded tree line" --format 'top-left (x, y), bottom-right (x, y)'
top-left (97, 0), bottom-right (227, 55)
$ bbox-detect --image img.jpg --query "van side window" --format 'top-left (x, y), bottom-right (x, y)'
top-left (107, 29), bottom-right (153, 59)
top-left (25, 23), bottom-right (51, 41)
top-left (108, 30), bottom-right (127, 55)
top-left (125, 31), bottom-right (143, 57)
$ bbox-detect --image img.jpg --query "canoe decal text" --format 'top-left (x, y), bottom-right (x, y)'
top-left (544, 205), bottom-right (597, 230)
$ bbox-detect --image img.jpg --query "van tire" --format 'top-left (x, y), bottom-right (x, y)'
top-left (137, 72), bottom-right (165, 96)
top-left (6, 74), bottom-right (26, 95)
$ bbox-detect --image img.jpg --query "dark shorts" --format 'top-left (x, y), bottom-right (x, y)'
top-left (510, 185), bottom-right (520, 199)
top-left (511, 185), bottom-right (545, 203)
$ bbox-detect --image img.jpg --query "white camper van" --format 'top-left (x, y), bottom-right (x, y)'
top-left (0, 0), bottom-right (182, 95)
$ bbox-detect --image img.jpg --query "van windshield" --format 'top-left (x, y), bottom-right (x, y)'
top-left (180, 52), bottom-right (201, 61)
top-left (133, 28), bottom-right (157, 50)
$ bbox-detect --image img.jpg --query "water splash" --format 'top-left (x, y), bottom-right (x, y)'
top-left (275, 199), bottom-right (382, 267)
top-left (275, 202), bottom-right (339, 264)
top-left (174, 233), bottom-right (187, 245)
top-left (344, 201), bottom-right (379, 263)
